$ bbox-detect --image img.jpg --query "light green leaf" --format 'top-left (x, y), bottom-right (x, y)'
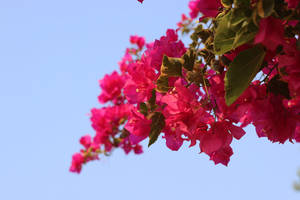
top-left (225, 45), bottom-right (266, 106)
top-left (214, 8), bottom-right (257, 55)
top-left (214, 12), bottom-right (236, 55)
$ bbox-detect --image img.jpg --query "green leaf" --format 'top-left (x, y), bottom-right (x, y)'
top-left (156, 55), bottom-right (184, 93)
top-left (225, 45), bottom-right (266, 106)
top-left (229, 8), bottom-right (247, 29)
top-left (221, 0), bottom-right (233, 7)
top-left (182, 49), bottom-right (196, 71)
top-left (297, 39), bottom-right (300, 50)
top-left (139, 102), bottom-right (148, 116)
top-left (257, 0), bottom-right (275, 18)
top-left (148, 112), bottom-right (165, 147)
top-left (161, 55), bottom-right (183, 77)
top-left (156, 75), bottom-right (169, 93)
top-left (267, 75), bottom-right (290, 99)
top-left (214, 12), bottom-right (236, 55)
top-left (232, 21), bottom-right (258, 48)
top-left (148, 89), bottom-right (157, 111)
top-left (214, 9), bottom-right (257, 55)
top-left (234, 0), bottom-right (250, 8)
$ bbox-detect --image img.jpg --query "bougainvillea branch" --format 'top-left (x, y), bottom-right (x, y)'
top-left (70, 0), bottom-right (300, 173)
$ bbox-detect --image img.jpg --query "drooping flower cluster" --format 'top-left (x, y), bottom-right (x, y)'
top-left (71, 0), bottom-right (300, 173)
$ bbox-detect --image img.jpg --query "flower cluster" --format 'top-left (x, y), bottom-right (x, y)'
top-left (71, 0), bottom-right (300, 173)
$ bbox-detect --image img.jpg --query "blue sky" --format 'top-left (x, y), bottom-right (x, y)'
top-left (0, 0), bottom-right (299, 199)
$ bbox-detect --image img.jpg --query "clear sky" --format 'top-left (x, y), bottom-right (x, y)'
top-left (0, 1), bottom-right (299, 199)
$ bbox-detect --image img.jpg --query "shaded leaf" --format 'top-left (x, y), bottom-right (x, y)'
top-left (148, 112), bottom-right (165, 147)
top-left (148, 89), bottom-right (157, 111)
top-left (156, 75), bottom-right (170, 93)
top-left (156, 55), bottom-right (184, 93)
top-left (297, 39), bottom-right (300, 50)
top-left (225, 45), bottom-right (266, 105)
top-left (182, 50), bottom-right (196, 71)
top-left (233, 21), bottom-right (258, 47)
top-left (221, 0), bottom-right (233, 7)
top-left (229, 8), bottom-right (247, 30)
top-left (257, 0), bottom-right (275, 18)
top-left (161, 55), bottom-right (183, 77)
top-left (267, 75), bottom-right (290, 99)
top-left (234, 0), bottom-right (250, 8)
top-left (139, 102), bottom-right (148, 116)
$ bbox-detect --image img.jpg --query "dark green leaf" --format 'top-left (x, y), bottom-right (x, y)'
top-left (148, 112), bottom-right (165, 147)
top-left (221, 0), bottom-right (233, 7)
top-left (225, 45), bottom-right (266, 105)
top-left (234, 0), bottom-right (250, 8)
top-left (267, 75), bottom-right (290, 99)
top-left (156, 55), bottom-right (184, 93)
top-left (139, 102), bottom-right (148, 116)
top-left (297, 39), bottom-right (300, 50)
top-left (229, 8), bottom-right (247, 29)
top-left (148, 89), bottom-right (157, 111)
top-left (156, 75), bottom-right (169, 93)
top-left (232, 21), bottom-right (258, 48)
top-left (161, 55), bottom-right (183, 77)
top-left (182, 50), bottom-right (196, 71)
top-left (257, 0), bottom-right (275, 18)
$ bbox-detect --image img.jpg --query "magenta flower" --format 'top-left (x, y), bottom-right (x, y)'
top-left (145, 29), bottom-right (186, 71)
top-left (285, 0), bottom-right (300, 8)
top-left (125, 109), bottom-right (152, 144)
top-left (98, 71), bottom-right (125, 104)
top-left (130, 35), bottom-right (146, 49)
top-left (69, 153), bottom-right (85, 173)
top-left (188, 0), bottom-right (222, 19)
top-left (123, 60), bottom-right (157, 104)
top-left (254, 17), bottom-right (285, 51)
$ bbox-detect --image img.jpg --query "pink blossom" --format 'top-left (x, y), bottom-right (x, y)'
top-left (254, 17), bottom-right (285, 51)
top-left (80, 135), bottom-right (92, 149)
top-left (118, 49), bottom-right (133, 73)
top-left (209, 146), bottom-right (233, 166)
top-left (278, 39), bottom-right (300, 97)
top-left (177, 14), bottom-right (189, 28)
top-left (123, 60), bottom-right (157, 103)
top-left (98, 71), bottom-right (125, 103)
top-left (133, 144), bottom-right (143, 154)
top-left (188, 0), bottom-right (222, 19)
top-left (250, 94), bottom-right (298, 143)
top-left (69, 153), bottom-right (85, 173)
top-left (161, 79), bottom-right (214, 149)
top-left (164, 130), bottom-right (184, 151)
top-left (145, 29), bottom-right (186, 71)
top-left (285, 0), bottom-right (300, 8)
top-left (130, 35), bottom-right (146, 49)
top-left (200, 122), bottom-right (233, 155)
top-left (125, 109), bottom-right (152, 144)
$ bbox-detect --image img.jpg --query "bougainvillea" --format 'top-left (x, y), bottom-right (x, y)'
top-left (70, 0), bottom-right (300, 173)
